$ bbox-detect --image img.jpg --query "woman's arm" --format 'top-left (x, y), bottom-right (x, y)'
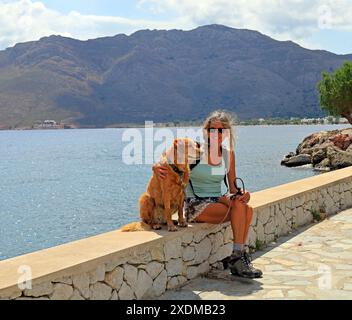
top-left (226, 149), bottom-right (238, 194)
top-left (153, 163), bottom-right (168, 180)
top-left (227, 149), bottom-right (251, 204)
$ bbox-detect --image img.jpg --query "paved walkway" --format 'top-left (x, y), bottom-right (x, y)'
top-left (159, 208), bottom-right (352, 300)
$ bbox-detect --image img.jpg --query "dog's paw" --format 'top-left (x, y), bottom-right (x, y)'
top-left (178, 221), bottom-right (188, 228)
top-left (168, 224), bottom-right (178, 232)
top-left (152, 224), bottom-right (162, 230)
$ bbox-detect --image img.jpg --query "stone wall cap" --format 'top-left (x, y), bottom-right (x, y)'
top-left (250, 166), bottom-right (352, 209)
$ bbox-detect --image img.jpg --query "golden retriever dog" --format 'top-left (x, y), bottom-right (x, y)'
top-left (121, 137), bottom-right (200, 232)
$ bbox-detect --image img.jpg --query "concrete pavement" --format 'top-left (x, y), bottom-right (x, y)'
top-left (158, 208), bottom-right (352, 300)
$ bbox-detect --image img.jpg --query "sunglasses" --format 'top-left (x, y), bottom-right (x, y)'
top-left (207, 127), bottom-right (225, 134)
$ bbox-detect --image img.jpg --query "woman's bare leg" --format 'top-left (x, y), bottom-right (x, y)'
top-left (194, 197), bottom-right (254, 248)
top-left (217, 196), bottom-right (253, 246)
top-left (243, 205), bottom-right (254, 244)
top-left (229, 199), bottom-right (247, 245)
top-left (194, 202), bottom-right (231, 224)
top-left (197, 197), bottom-right (262, 278)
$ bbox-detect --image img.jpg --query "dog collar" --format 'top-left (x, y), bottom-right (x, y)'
top-left (168, 163), bottom-right (184, 177)
top-left (167, 163), bottom-right (190, 189)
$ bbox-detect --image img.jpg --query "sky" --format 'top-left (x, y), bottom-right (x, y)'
top-left (0, 0), bottom-right (351, 54)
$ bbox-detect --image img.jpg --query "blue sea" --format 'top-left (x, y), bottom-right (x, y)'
top-left (0, 124), bottom-right (350, 260)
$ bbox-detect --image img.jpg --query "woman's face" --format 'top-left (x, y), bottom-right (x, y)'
top-left (206, 120), bottom-right (226, 147)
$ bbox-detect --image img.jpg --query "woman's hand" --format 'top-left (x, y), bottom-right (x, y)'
top-left (153, 163), bottom-right (168, 180)
top-left (237, 191), bottom-right (250, 204)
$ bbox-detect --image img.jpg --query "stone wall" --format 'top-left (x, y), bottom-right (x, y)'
top-left (0, 225), bottom-right (233, 300)
top-left (0, 167), bottom-right (351, 300)
top-left (248, 178), bottom-right (352, 249)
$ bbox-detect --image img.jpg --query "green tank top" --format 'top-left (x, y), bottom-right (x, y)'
top-left (185, 153), bottom-right (226, 198)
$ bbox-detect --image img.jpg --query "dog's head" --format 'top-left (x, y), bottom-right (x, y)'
top-left (163, 138), bottom-right (201, 172)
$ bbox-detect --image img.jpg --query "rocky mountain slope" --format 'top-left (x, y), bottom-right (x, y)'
top-left (0, 24), bottom-right (351, 127)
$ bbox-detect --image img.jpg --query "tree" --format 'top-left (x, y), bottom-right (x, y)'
top-left (318, 61), bottom-right (352, 125)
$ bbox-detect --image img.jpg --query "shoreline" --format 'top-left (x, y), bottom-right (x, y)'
top-left (1, 122), bottom-right (350, 131)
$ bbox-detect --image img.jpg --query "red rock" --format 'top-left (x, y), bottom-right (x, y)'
top-left (329, 134), bottom-right (352, 150)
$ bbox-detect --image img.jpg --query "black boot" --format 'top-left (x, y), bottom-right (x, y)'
top-left (222, 250), bottom-right (242, 269)
top-left (229, 251), bottom-right (263, 278)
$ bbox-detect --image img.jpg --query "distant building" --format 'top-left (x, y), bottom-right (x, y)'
top-left (301, 118), bottom-right (316, 124)
top-left (43, 120), bottom-right (57, 127)
top-left (322, 117), bottom-right (330, 124)
top-left (33, 120), bottom-right (64, 129)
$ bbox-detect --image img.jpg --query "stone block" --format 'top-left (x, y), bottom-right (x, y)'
top-left (24, 281), bottom-right (53, 298)
top-left (51, 283), bottom-right (73, 300)
top-left (72, 273), bottom-right (90, 299)
top-left (104, 266), bottom-right (124, 290)
top-left (145, 261), bottom-right (164, 280)
top-left (164, 238), bottom-right (182, 260)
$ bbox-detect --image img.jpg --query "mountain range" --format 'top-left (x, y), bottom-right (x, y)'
top-left (0, 24), bottom-right (351, 128)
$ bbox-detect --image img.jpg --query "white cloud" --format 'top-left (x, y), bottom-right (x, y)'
top-left (139, 0), bottom-right (352, 50)
top-left (0, 0), bottom-right (190, 50)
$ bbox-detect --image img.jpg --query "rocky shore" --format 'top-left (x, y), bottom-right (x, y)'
top-left (281, 128), bottom-right (352, 172)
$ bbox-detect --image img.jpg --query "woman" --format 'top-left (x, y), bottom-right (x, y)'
top-left (154, 110), bottom-right (262, 278)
